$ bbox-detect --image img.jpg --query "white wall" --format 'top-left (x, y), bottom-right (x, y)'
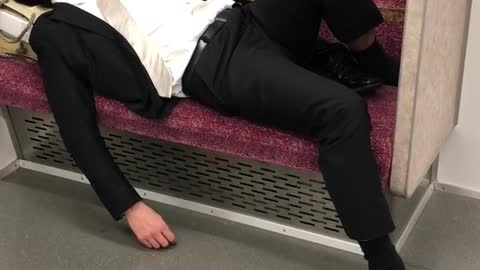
top-left (437, 0), bottom-right (480, 192)
top-left (0, 109), bottom-right (16, 170)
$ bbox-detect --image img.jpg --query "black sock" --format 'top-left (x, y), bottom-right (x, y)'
top-left (359, 235), bottom-right (405, 270)
top-left (353, 40), bottom-right (400, 86)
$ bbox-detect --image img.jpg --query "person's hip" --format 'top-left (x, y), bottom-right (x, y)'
top-left (182, 5), bottom-right (248, 115)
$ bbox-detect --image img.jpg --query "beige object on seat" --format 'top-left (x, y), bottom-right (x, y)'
top-left (0, 0), bottom-right (51, 58)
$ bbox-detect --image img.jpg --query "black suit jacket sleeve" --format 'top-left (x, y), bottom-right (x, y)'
top-left (30, 11), bottom-right (142, 220)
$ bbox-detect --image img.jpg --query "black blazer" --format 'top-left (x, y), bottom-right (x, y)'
top-left (30, 3), bottom-right (176, 219)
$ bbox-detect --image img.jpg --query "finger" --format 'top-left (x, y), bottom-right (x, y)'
top-left (139, 238), bottom-right (153, 249)
top-left (162, 229), bottom-right (176, 244)
top-left (147, 236), bottom-right (161, 249)
top-left (155, 232), bottom-right (170, 248)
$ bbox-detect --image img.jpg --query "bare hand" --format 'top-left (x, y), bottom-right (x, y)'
top-left (125, 201), bottom-right (176, 249)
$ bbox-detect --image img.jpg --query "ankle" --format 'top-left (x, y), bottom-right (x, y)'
top-left (359, 235), bottom-right (405, 270)
top-left (348, 29), bottom-right (377, 52)
top-left (359, 235), bottom-right (394, 258)
top-left (352, 39), bottom-right (385, 61)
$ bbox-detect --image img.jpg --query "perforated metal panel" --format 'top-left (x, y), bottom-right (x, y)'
top-left (9, 108), bottom-right (348, 239)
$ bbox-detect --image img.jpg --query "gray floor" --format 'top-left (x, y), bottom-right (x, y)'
top-left (0, 169), bottom-right (479, 270)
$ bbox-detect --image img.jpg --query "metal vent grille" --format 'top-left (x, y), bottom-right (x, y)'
top-left (10, 108), bottom-right (347, 239)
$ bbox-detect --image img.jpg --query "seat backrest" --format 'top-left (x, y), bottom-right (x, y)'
top-left (391, 0), bottom-right (471, 197)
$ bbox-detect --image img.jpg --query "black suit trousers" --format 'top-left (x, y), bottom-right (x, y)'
top-left (183, 0), bottom-right (393, 240)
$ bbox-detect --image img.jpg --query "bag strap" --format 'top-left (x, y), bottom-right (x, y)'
top-left (0, 0), bottom-right (51, 43)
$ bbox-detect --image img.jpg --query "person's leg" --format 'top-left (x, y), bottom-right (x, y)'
top-left (191, 3), bottom-right (396, 240)
top-left (248, 7), bottom-right (384, 93)
top-left (348, 29), bottom-right (376, 52)
top-left (247, 0), bottom-right (324, 63)
top-left (282, 2), bottom-right (402, 263)
top-left (187, 5), bottom-right (404, 267)
top-left (248, 0), bottom-right (399, 85)
top-left (224, 39), bottom-right (394, 236)
top-left (320, 0), bottom-right (384, 45)
top-left (320, 0), bottom-right (401, 85)
top-left (249, 0), bottom-right (382, 53)
top-left (221, 41), bottom-right (404, 269)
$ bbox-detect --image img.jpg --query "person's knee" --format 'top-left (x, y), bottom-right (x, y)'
top-left (311, 91), bottom-right (369, 144)
top-left (342, 92), bottom-right (368, 118)
top-left (337, 93), bottom-right (369, 132)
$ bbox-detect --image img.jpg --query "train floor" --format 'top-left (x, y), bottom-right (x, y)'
top-left (1, 169), bottom-right (479, 270)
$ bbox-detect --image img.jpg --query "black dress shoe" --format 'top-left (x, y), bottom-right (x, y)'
top-left (306, 39), bottom-right (384, 93)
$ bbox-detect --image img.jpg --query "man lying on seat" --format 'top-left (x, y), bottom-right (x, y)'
top-left (17, 0), bottom-right (403, 269)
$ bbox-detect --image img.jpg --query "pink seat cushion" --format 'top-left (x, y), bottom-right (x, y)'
top-left (0, 58), bottom-right (397, 190)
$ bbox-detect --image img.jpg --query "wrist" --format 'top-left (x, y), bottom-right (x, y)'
top-left (125, 201), bottom-right (144, 219)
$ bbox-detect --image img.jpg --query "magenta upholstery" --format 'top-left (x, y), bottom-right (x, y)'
top-left (0, 0), bottom-right (405, 190)
top-left (0, 58), bottom-right (397, 190)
